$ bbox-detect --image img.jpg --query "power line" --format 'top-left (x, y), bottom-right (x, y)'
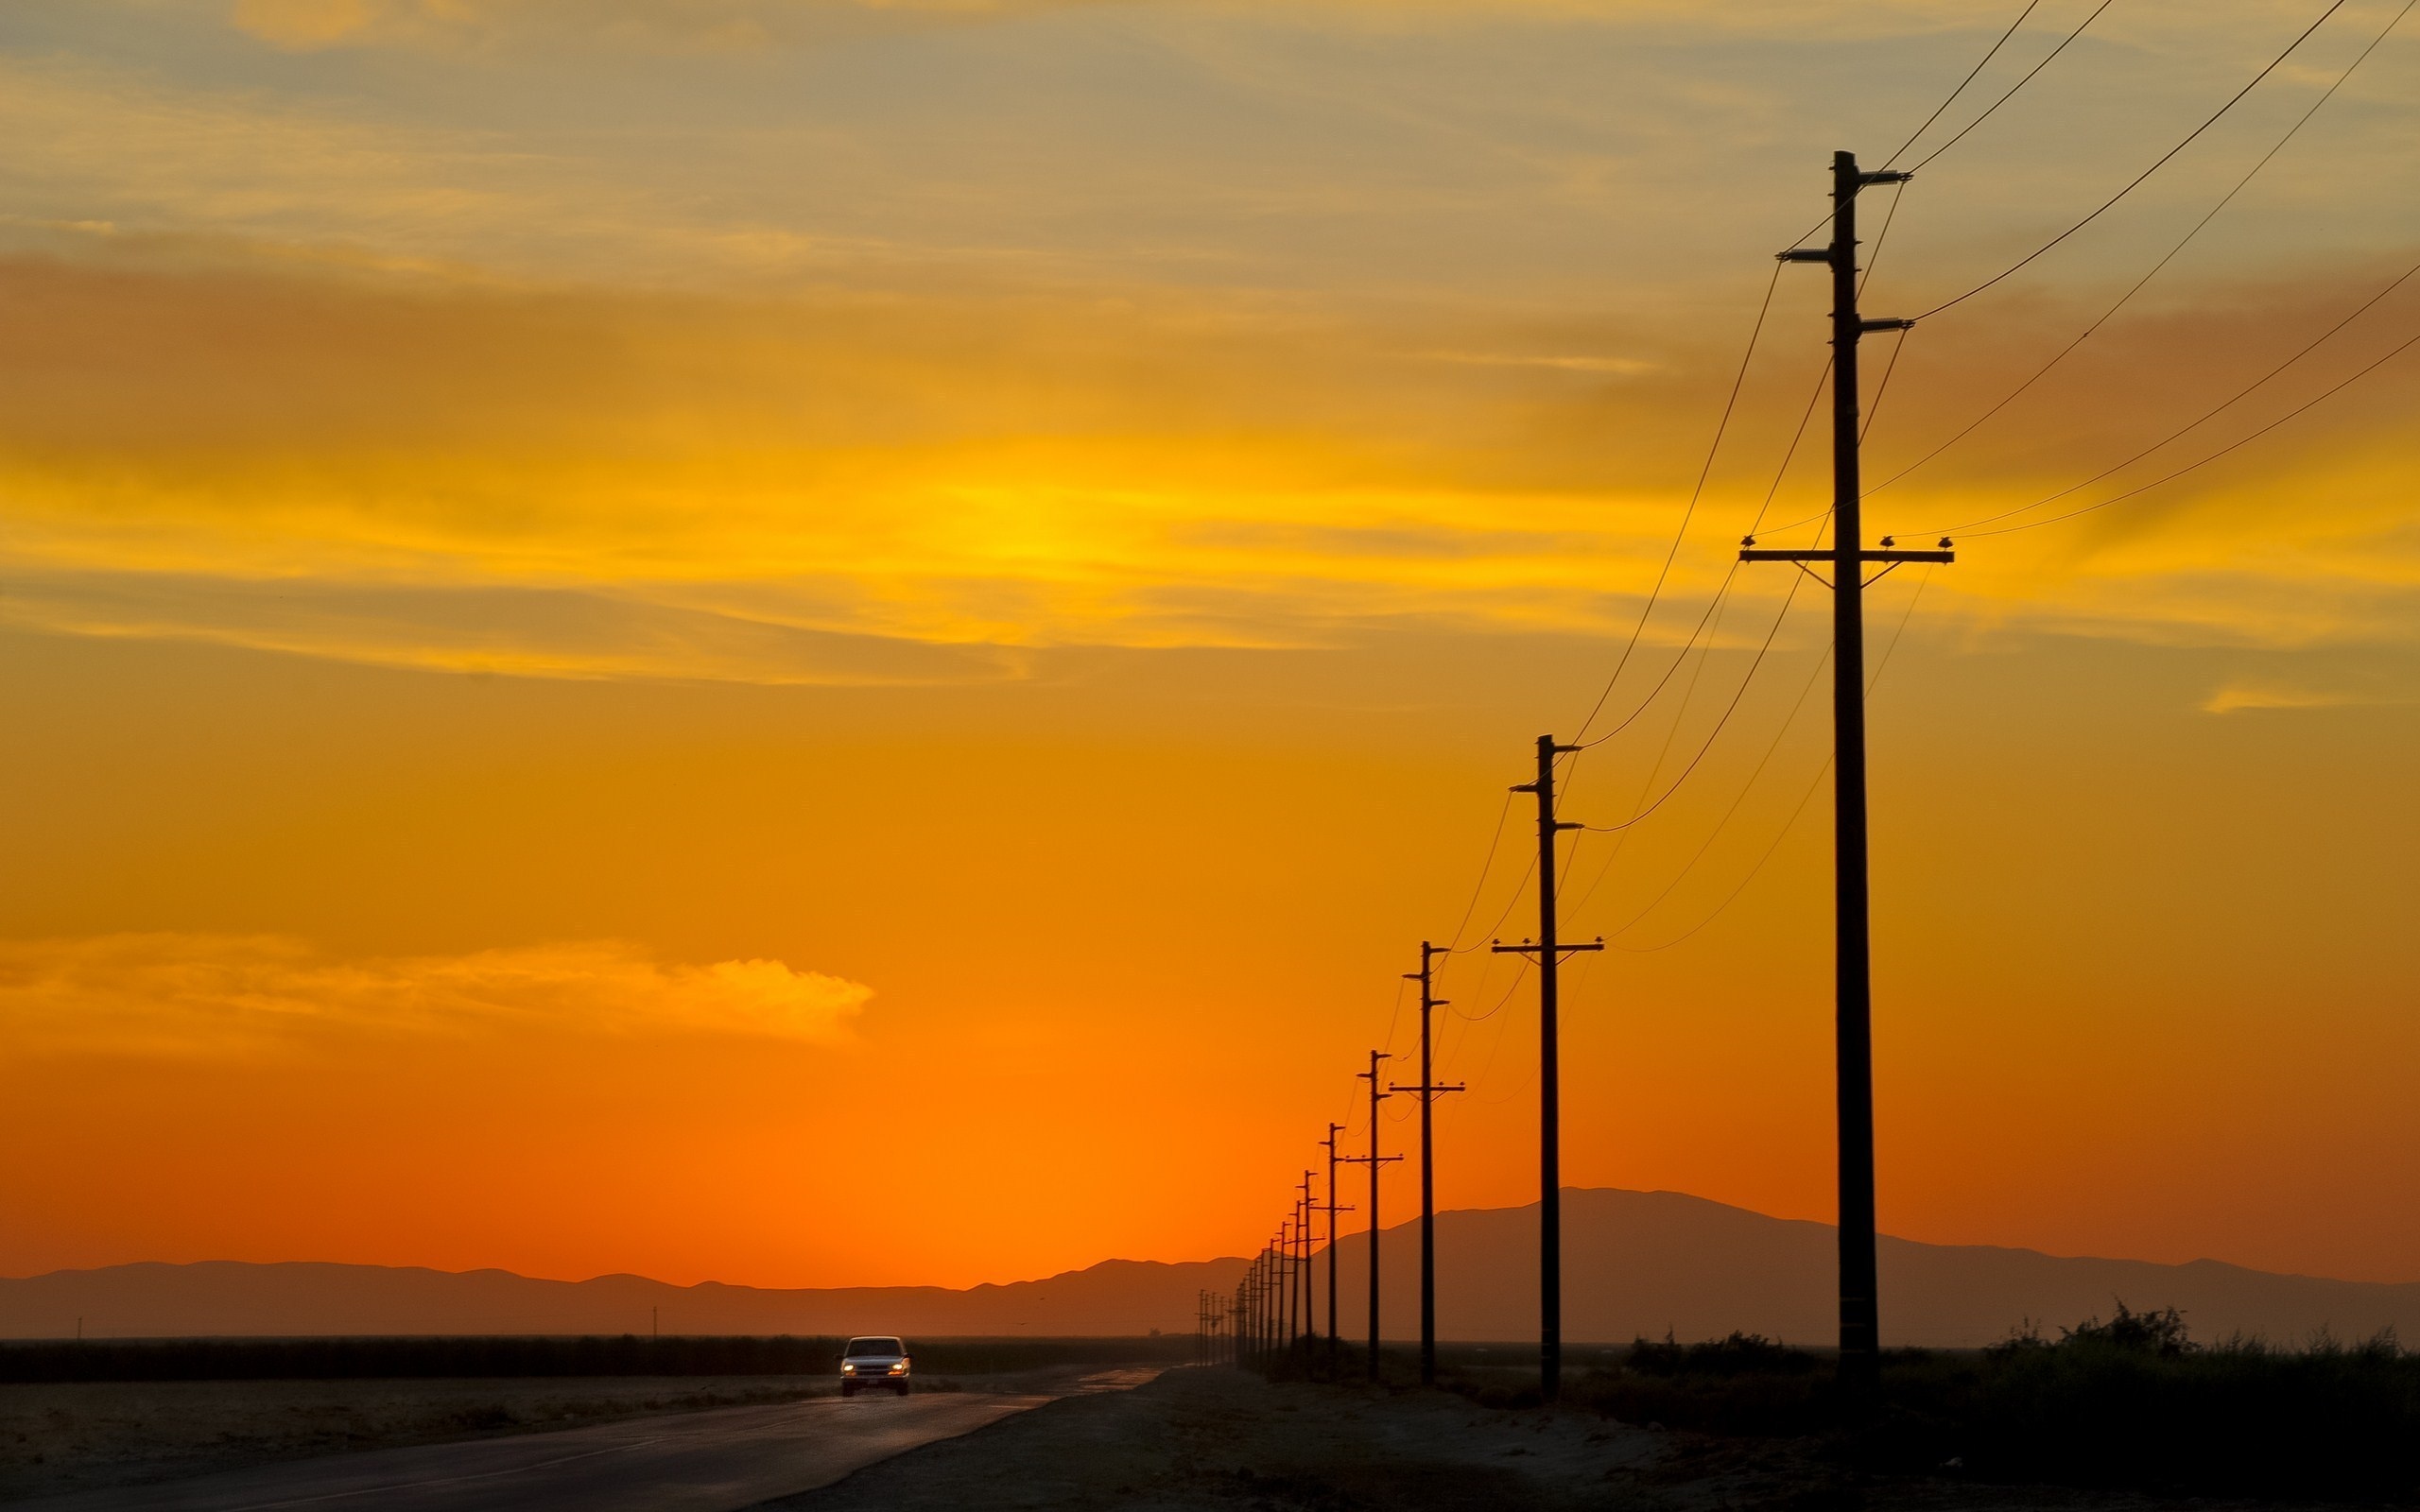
top-left (1869, 0), bottom-right (2417, 496)
top-left (1962, 320), bottom-right (2420, 539)
top-left (1573, 264), bottom-right (1784, 746)
top-left (1612, 564), bottom-right (1939, 954)
top-left (1782, 0), bottom-right (2101, 253)
top-left (1924, 250), bottom-right (2420, 536)
top-left (1900, 0), bottom-right (2118, 175)
top-left (1878, 0), bottom-right (2050, 168)
top-left (1581, 640), bottom-right (1831, 936)
top-left (1443, 792), bottom-right (1517, 951)
top-left (1913, 0), bottom-right (2353, 321)
top-left (1577, 570), bottom-right (1811, 836)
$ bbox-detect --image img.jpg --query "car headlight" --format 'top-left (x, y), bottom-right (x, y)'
top-left (888, 1362), bottom-right (908, 1374)
top-left (840, 1364), bottom-right (856, 1374)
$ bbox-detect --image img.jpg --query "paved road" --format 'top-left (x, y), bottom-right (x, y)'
top-left (14, 1371), bottom-right (1161, 1512)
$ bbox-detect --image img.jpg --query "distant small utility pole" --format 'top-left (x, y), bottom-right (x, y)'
top-left (1392, 940), bottom-right (1465, 1386)
top-left (1318, 1122), bottom-right (1354, 1367)
top-left (651, 1306), bottom-right (659, 1341)
top-left (1495, 734), bottom-right (1603, 1402)
top-left (1747, 147), bottom-right (1950, 1413)
top-left (1298, 1170), bottom-right (1317, 1346)
top-left (1288, 1196), bottom-right (1303, 1347)
top-left (1344, 1049), bottom-right (1403, 1383)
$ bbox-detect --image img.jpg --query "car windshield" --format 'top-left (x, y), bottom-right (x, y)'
top-left (845, 1338), bottom-right (903, 1357)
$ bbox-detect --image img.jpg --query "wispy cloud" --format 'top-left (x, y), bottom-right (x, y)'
top-left (227, 0), bottom-right (1110, 52)
top-left (0, 936), bottom-right (873, 1058)
top-left (2203, 682), bottom-right (2411, 713)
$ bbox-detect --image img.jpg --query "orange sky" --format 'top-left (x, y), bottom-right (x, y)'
top-left (2, 0), bottom-right (2417, 1293)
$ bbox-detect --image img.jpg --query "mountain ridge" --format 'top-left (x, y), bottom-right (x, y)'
top-left (9, 1188), bottom-right (2412, 1346)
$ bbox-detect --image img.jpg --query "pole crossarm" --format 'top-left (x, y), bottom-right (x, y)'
top-left (1388, 1083), bottom-right (1465, 1095)
top-left (1738, 549), bottom-right (1952, 563)
top-left (1491, 939), bottom-right (1605, 957)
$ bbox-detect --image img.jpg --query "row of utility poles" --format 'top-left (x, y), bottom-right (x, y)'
top-left (1224, 152), bottom-right (1945, 1416)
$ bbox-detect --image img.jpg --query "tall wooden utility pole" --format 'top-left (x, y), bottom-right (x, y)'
top-left (1298, 1171), bottom-right (1317, 1345)
top-left (1344, 1050), bottom-right (1402, 1383)
top-left (1392, 941), bottom-right (1463, 1386)
top-left (1319, 1122), bottom-right (1353, 1369)
top-left (1494, 736), bottom-right (1602, 1402)
top-left (1744, 147), bottom-right (1949, 1409)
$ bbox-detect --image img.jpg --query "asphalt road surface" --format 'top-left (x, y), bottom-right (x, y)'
top-left (14, 1371), bottom-right (1161, 1512)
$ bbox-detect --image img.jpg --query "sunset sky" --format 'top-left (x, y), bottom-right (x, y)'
top-left (3, 0), bottom-right (2417, 1303)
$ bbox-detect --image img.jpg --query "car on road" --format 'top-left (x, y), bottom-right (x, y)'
top-left (839, 1336), bottom-right (911, 1397)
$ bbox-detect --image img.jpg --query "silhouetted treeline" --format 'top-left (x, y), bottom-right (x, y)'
top-left (0, 1333), bottom-right (1193, 1383)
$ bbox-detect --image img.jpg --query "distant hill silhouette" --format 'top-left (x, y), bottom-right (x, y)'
top-left (8, 1189), bottom-right (2411, 1345)
top-left (1328, 1188), bottom-right (2419, 1348)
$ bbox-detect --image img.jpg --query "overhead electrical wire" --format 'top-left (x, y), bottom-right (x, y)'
top-left (1443, 792), bottom-right (1517, 952)
top-left (1897, 0), bottom-right (2118, 174)
top-left (1587, 644), bottom-right (1831, 938)
top-left (1577, 569), bottom-right (1811, 836)
top-left (1308, 0), bottom-right (2151, 1150)
top-left (1878, 0), bottom-right (2049, 168)
top-left (1611, 565), bottom-right (1938, 953)
top-left (1924, 250), bottom-right (2420, 536)
top-left (1572, 263), bottom-right (1784, 747)
top-left (1961, 321), bottom-right (2420, 539)
top-left (1913, 0), bottom-right (2353, 321)
top-left (1868, 0), bottom-right (2417, 497)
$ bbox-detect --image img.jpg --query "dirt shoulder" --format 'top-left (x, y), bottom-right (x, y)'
top-left (757, 1367), bottom-right (2325, 1512)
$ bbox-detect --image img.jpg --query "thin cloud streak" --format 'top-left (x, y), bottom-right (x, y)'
top-left (0, 936), bottom-right (873, 1059)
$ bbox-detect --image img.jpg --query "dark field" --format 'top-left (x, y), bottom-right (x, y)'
top-left (1274, 1312), bottom-right (2420, 1503)
top-left (0, 1333), bottom-right (1195, 1383)
top-left (0, 1337), bottom-right (1184, 1503)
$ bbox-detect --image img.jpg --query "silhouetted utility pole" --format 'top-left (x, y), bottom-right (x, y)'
top-left (1267, 1232), bottom-right (1286, 1363)
top-left (1288, 1207), bottom-right (1305, 1348)
top-left (1277, 1214), bottom-right (1297, 1345)
top-left (1392, 940), bottom-right (1465, 1387)
top-left (1298, 1170), bottom-right (1317, 1345)
top-left (1248, 1249), bottom-right (1266, 1366)
top-left (1344, 1049), bottom-right (1403, 1382)
top-left (1745, 148), bottom-right (1949, 1412)
top-left (1494, 735), bottom-right (1603, 1402)
top-left (1318, 1122), bottom-right (1354, 1367)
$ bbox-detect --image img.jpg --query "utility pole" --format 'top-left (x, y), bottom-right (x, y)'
top-left (1392, 941), bottom-right (1465, 1387)
top-left (1247, 1253), bottom-right (1263, 1367)
top-left (1288, 1209), bottom-right (1304, 1349)
top-left (1298, 1170), bottom-right (1317, 1346)
top-left (1318, 1122), bottom-right (1354, 1370)
top-left (1746, 148), bottom-right (1949, 1412)
top-left (1494, 735), bottom-right (1603, 1402)
top-left (1344, 1050), bottom-right (1403, 1383)
top-left (1278, 1216), bottom-right (1294, 1350)
top-left (1268, 1233), bottom-right (1285, 1363)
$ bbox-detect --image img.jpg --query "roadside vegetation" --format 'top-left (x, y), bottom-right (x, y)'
top-left (1267, 1307), bottom-right (2420, 1502)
